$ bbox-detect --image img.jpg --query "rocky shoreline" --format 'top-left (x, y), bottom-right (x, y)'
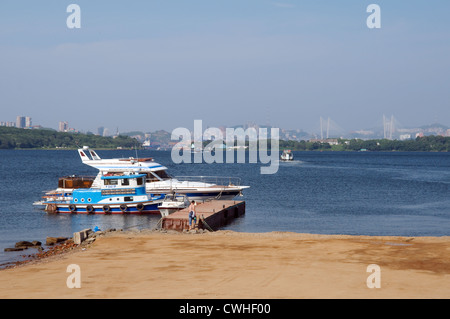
top-left (2, 228), bottom-right (119, 269)
top-left (2, 226), bottom-right (211, 270)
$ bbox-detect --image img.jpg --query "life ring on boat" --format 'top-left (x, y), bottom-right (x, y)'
top-left (69, 204), bottom-right (77, 213)
top-left (136, 203), bottom-right (144, 212)
top-left (120, 204), bottom-right (128, 212)
top-left (86, 205), bottom-right (94, 214)
top-left (102, 205), bottom-right (111, 213)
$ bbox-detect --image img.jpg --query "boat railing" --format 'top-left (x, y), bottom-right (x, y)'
top-left (173, 176), bottom-right (242, 187)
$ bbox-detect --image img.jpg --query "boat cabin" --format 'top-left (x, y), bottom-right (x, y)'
top-left (58, 176), bottom-right (95, 189)
top-left (101, 173), bottom-right (146, 188)
top-left (72, 173), bottom-right (148, 204)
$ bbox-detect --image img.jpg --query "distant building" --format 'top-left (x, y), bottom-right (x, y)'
top-left (97, 126), bottom-right (104, 136)
top-left (67, 127), bottom-right (79, 133)
top-left (142, 140), bottom-right (151, 148)
top-left (25, 117), bottom-right (32, 128)
top-left (16, 116), bottom-right (25, 128)
top-left (59, 121), bottom-right (69, 132)
top-left (399, 134), bottom-right (411, 141)
top-left (309, 138), bottom-right (339, 145)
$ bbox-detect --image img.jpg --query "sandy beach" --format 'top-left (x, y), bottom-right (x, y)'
top-left (0, 230), bottom-right (449, 299)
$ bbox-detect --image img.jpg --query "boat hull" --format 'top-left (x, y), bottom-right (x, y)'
top-left (44, 201), bottom-right (161, 214)
top-left (44, 187), bottom-right (244, 204)
top-left (149, 189), bottom-right (243, 201)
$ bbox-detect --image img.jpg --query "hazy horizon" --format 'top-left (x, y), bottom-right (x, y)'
top-left (1, 1), bottom-right (449, 134)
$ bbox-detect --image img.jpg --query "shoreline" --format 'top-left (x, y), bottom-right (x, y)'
top-left (2, 149), bottom-right (450, 153)
top-left (1, 229), bottom-right (449, 299)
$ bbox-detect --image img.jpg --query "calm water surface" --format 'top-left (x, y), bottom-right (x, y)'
top-left (1, 149), bottom-right (450, 266)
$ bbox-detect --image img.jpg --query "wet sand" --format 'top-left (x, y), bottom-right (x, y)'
top-left (0, 230), bottom-right (449, 299)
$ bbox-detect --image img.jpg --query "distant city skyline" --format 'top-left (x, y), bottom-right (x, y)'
top-left (3, 113), bottom-right (450, 138)
top-left (3, 112), bottom-right (450, 144)
top-left (1, 1), bottom-right (449, 134)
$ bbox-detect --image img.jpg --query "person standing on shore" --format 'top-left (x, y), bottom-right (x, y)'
top-left (188, 201), bottom-right (196, 230)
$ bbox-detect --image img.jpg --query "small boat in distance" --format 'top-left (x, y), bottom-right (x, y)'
top-left (158, 193), bottom-right (191, 217)
top-left (43, 173), bottom-right (163, 214)
top-left (280, 149), bottom-right (293, 161)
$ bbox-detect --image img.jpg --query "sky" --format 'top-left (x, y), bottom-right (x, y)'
top-left (1, 1), bottom-right (449, 135)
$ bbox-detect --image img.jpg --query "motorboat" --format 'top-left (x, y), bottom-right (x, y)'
top-left (280, 149), bottom-right (293, 161)
top-left (158, 193), bottom-right (191, 217)
top-left (40, 146), bottom-right (249, 204)
top-left (43, 173), bottom-right (164, 214)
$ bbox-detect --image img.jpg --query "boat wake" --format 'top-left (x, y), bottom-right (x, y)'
top-left (279, 160), bottom-right (305, 165)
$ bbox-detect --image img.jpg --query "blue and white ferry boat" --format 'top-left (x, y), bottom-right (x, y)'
top-left (43, 173), bottom-right (164, 214)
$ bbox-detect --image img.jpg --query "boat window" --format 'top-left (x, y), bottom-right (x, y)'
top-left (137, 177), bottom-right (144, 185)
top-left (145, 173), bottom-right (160, 182)
top-left (154, 170), bottom-right (171, 179)
top-left (104, 179), bottom-right (118, 186)
top-left (121, 179), bottom-right (129, 186)
top-left (124, 196), bottom-right (133, 202)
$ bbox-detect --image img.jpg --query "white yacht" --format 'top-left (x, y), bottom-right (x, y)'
top-left (42, 146), bottom-right (249, 203)
top-left (280, 149), bottom-right (293, 161)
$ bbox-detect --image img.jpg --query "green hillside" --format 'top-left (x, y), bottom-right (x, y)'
top-left (280, 135), bottom-right (450, 152)
top-left (0, 127), bottom-right (139, 149)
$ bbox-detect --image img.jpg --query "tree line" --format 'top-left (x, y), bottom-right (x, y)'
top-left (280, 136), bottom-right (450, 152)
top-left (3, 126), bottom-right (450, 152)
top-left (0, 127), bottom-right (139, 149)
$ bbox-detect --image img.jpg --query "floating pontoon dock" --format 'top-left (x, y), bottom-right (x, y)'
top-left (161, 200), bottom-right (245, 231)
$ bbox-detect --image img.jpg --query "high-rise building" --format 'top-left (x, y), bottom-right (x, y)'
top-left (59, 121), bottom-right (69, 132)
top-left (25, 117), bottom-right (32, 128)
top-left (16, 116), bottom-right (25, 128)
top-left (97, 126), bottom-right (104, 136)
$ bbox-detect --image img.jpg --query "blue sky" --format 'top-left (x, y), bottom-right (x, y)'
top-left (1, 1), bottom-right (449, 134)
